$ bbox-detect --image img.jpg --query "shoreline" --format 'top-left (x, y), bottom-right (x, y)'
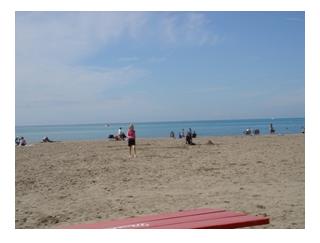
top-left (15, 117), bottom-right (305, 144)
top-left (16, 134), bottom-right (305, 228)
top-left (18, 133), bottom-right (304, 145)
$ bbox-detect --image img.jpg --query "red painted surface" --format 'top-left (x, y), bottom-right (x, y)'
top-left (63, 208), bottom-right (224, 229)
top-left (131, 211), bottom-right (247, 229)
top-left (153, 215), bottom-right (270, 229)
top-left (62, 208), bottom-right (269, 229)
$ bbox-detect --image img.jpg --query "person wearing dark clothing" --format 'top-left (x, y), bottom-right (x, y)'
top-left (127, 123), bottom-right (136, 158)
top-left (186, 129), bottom-right (195, 145)
top-left (170, 131), bottom-right (175, 138)
top-left (244, 128), bottom-right (251, 135)
top-left (192, 130), bottom-right (197, 138)
top-left (119, 132), bottom-right (126, 140)
top-left (15, 136), bottom-right (20, 146)
top-left (269, 123), bottom-right (275, 134)
top-left (42, 136), bottom-right (54, 143)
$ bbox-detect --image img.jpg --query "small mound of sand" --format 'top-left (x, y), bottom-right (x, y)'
top-left (206, 140), bottom-right (214, 145)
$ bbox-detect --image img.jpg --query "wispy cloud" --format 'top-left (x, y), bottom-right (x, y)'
top-left (16, 12), bottom-right (149, 64)
top-left (16, 63), bottom-right (148, 106)
top-left (15, 12), bottom-right (151, 124)
top-left (159, 12), bottom-right (220, 46)
top-left (16, 12), bottom-right (220, 66)
top-left (15, 12), bottom-right (223, 124)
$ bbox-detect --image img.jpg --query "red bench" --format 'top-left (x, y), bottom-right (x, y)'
top-left (62, 208), bottom-right (269, 229)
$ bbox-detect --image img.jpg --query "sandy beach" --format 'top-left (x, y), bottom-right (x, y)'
top-left (15, 134), bottom-right (304, 229)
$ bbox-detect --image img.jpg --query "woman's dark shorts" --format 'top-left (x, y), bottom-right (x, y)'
top-left (128, 138), bottom-right (135, 146)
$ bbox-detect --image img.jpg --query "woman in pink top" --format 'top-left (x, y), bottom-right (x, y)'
top-left (127, 123), bottom-right (136, 158)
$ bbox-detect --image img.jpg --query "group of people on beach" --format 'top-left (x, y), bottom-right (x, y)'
top-left (15, 136), bottom-right (56, 146)
top-left (108, 127), bottom-right (127, 141)
top-left (244, 128), bottom-right (260, 135)
top-left (170, 129), bottom-right (197, 139)
top-left (170, 128), bottom-right (197, 145)
top-left (109, 124), bottom-right (198, 158)
top-left (15, 136), bottom-right (27, 146)
top-left (244, 123), bottom-right (276, 136)
top-left (110, 124), bottom-right (198, 158)
top-left (17, 122), bottom-right (304, 160)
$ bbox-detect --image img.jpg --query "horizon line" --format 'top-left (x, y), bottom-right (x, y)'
top-left (15, 116), bottom-right (305, 127)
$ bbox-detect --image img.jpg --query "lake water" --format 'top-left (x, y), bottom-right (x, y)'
top-left (16, 118), bottom-right (305, 143)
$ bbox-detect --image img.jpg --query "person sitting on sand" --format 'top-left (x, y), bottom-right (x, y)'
top-left (244, 128), bottom-right (252, 135)
top-left (15, 136), bottom-right (21, 146)
top-left (254, 129), bottom-right (260, 135)
top-left (127, 124), bottom-right (137, 158)
top-left (113, 133), bottom-right (126, 141)
top-left (119, 132), bottom-right (126, 140)
top-left (117, 127), bottom-right (126, 140)
top-left (108, 134), bottom-right (115, 139)
top-left (42, 136), bottom-right (53, 143)
top-left (19, 137), bottom-right (27, 146)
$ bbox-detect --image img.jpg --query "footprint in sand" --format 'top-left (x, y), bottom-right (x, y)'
top-left (256, 204), bottom-right (266, 209)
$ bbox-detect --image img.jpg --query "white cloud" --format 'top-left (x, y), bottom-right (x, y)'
top-left (15, 12), bottom-right (222, 124)
top-left (16, 12), bottom-right (220, 66)
top-left (15, 12), bottom-right (151, 124)
top-left (16, 12), bottom-right (148, 64)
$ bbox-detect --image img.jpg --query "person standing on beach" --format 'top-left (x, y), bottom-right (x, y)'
top-left (127, 124), bottom-right (136, 158)
top-left (269, 123), bottom-right (275, 134)
top-left (170, 131), bottom-right (175, 138)
top-left (118, 127), bottom-right (122, 136)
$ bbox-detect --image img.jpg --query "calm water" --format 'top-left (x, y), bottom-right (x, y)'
top-left (16, 118), bottom-right (305, 143)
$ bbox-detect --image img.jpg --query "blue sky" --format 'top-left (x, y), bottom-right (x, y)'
top-left (15, 11), bottom-right (305, 125)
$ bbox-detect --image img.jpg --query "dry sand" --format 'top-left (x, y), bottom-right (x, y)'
top-left (15, 134), bottom-right (304, 229)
